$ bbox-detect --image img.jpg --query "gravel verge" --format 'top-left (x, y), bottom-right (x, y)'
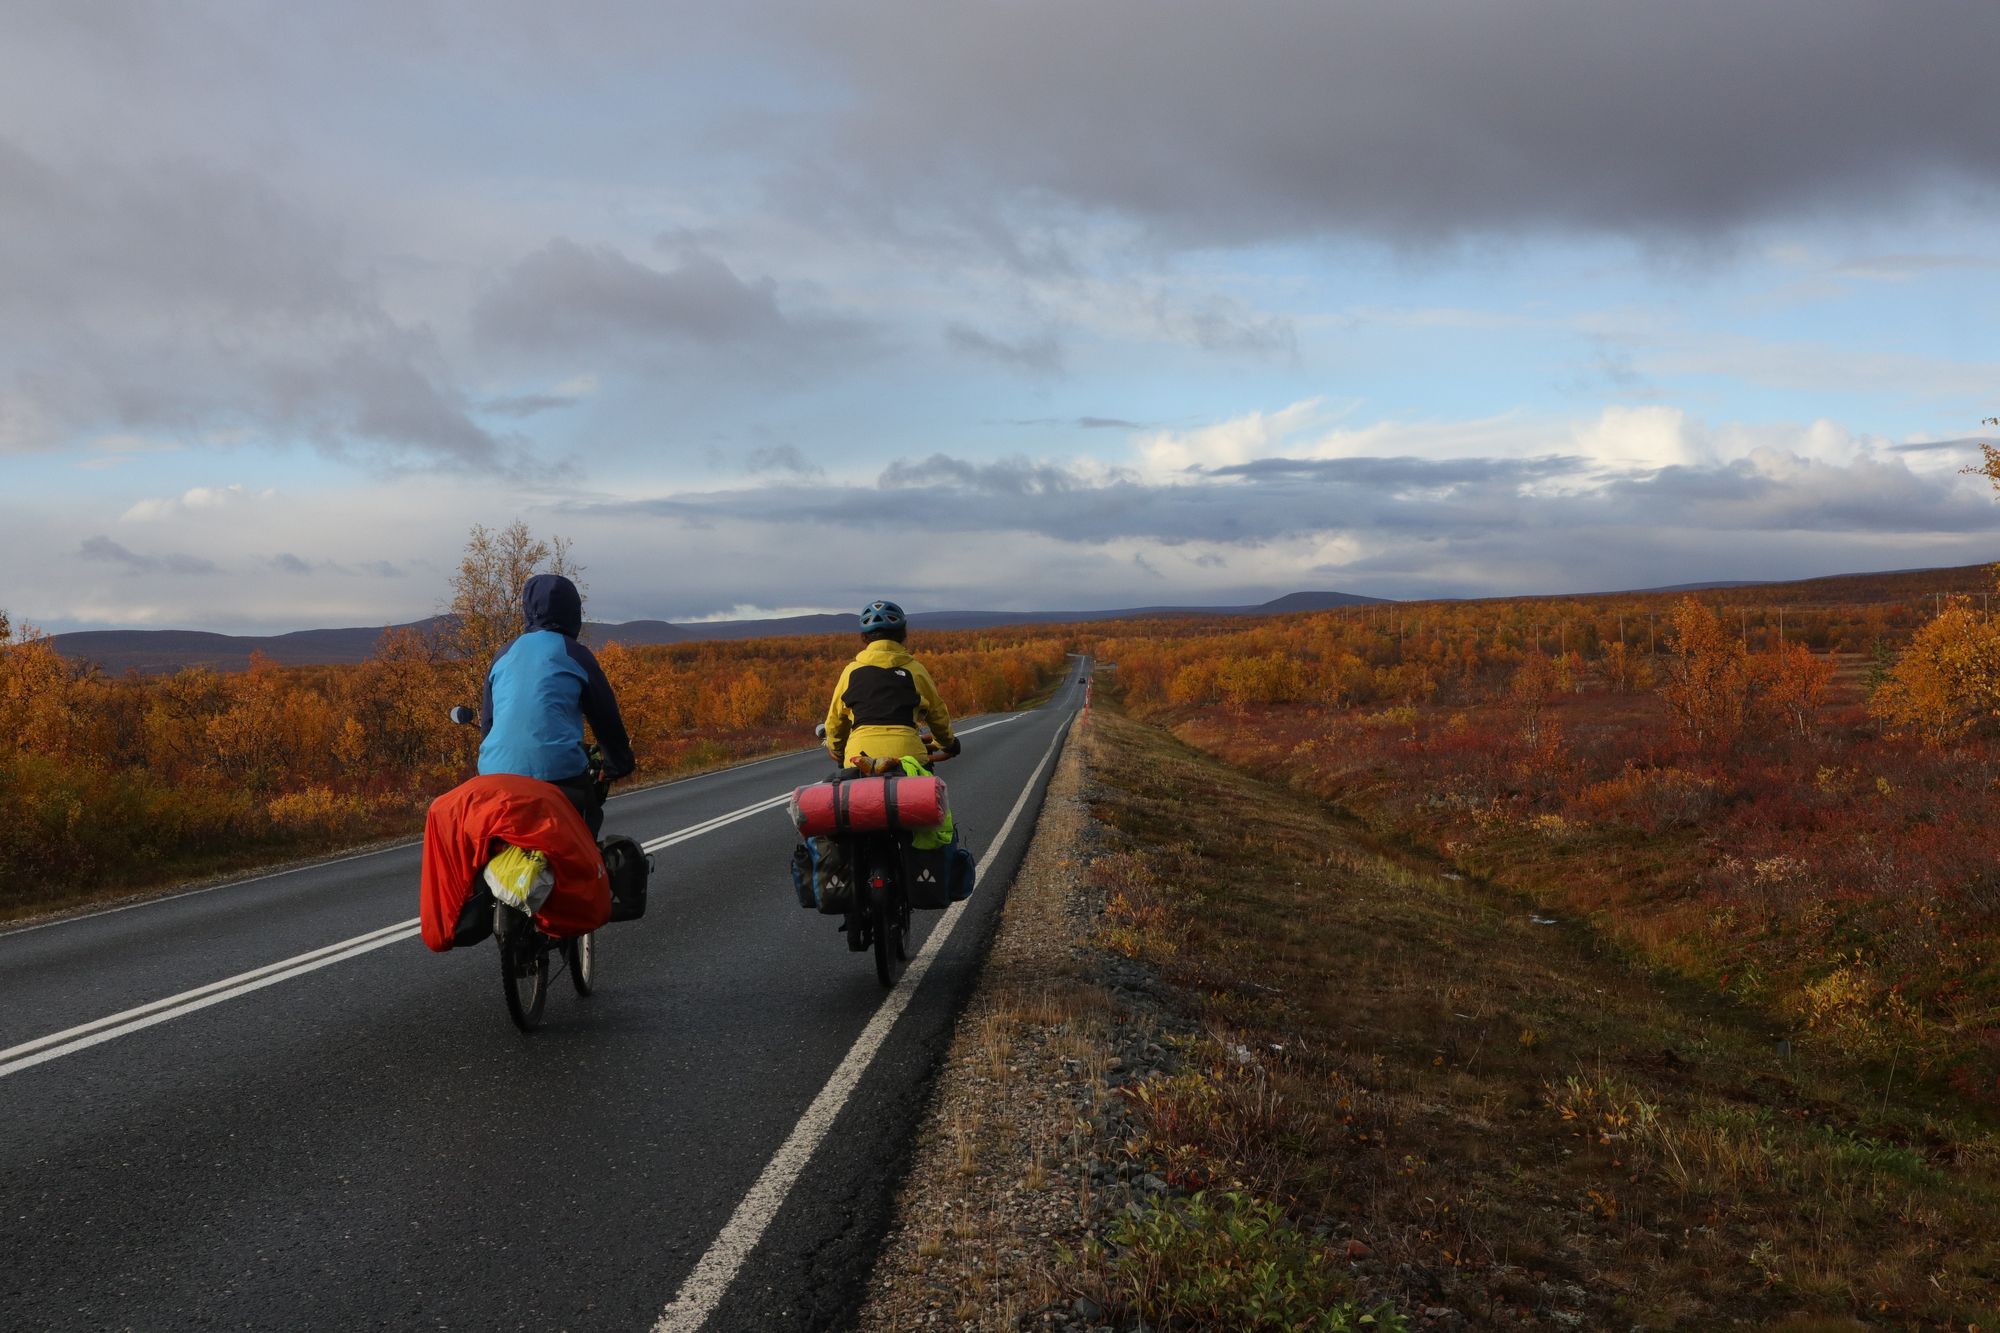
top-left (856, 717), bottom-right (1192, 1333)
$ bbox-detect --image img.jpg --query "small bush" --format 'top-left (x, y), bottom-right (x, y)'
top-left (1573, 763), bottom-right (1720, 831)
top-left (1092, 1191), bottom-right (1397, 1332)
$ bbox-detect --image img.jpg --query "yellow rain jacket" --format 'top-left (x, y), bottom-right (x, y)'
top-left (823, 639), bottom-right (957, 767)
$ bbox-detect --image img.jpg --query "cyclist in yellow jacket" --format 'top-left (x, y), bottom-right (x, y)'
top-left (824, 599), bottom-right (960, 768)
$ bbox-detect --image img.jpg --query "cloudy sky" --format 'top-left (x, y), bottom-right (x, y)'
top-left (5, 0), bottom-right (1999, 634)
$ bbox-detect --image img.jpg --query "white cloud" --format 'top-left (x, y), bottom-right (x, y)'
top-left (121, 484), bottom-right (277, 522)
top-left (677, 603), bottom-right (842, 623)
top-left (1136, 398), bottom-right (1330, 477)
top-left (1132, 400), bottom-right (1929, 491)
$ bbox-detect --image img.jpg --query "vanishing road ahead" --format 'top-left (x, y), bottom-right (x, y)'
top-left (1, 666), bottom-right (1089, 1332)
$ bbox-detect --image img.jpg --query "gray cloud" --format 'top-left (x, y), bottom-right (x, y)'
top-left (474, 239), bottom-right (790, 351)
top-left (1888, 437), bottom-right (1988, 455)
top-left (1008, 416), bottom-right (1147, 430)
top-left (0, 136), bottom-right (503, 468)
top-left (799, 1), bottom-right (2000, 246)
top-left (1203, 455), bottom-right (1591, 487)
top-left (744, 443), bottom-right (823, 477)
top-left (1834, 254), bottom-right (1996, 281)
top-left (1172, 301), bottom-right (1296, 358)
top-left (480, 392), bottom-right (580, 419)
top-left (79, 535), bottom-right (220, 576)
top-left (582, 447), bottom-right (2000, 556)
top-left (879, 454), bottom-right (1109, 495)
top-left (944, 323), bottom-right (1064, 375)
top-left (266, 552), bottom-right (409, 577)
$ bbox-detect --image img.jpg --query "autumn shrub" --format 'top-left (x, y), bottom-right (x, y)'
top-left (267, 787), bottom-right (373, 838)
top-left (1086, 1191), bottom-right (1386, 1333)
top-left (1869, 598), bottom-right (2000, 746)
top-left (1572, 764), bottom-right (1722, 832)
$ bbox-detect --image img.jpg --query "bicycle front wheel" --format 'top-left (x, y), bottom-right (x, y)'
top-left (565, 932), bottom-right (595, 996)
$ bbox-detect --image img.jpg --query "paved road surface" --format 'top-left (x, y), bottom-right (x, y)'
top-left (0, 665), bottom-right (1090, 1331)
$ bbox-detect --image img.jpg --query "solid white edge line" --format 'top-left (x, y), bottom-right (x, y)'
top-left (652, 711), bottom-right (1075, 1333)
top-left (0, 925), bottom-right (423, 1080)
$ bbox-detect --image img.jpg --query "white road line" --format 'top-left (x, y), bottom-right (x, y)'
top-left (0, 710), bottom-right (1056, 1080)
top-left (652, 712), bottom-right (1074, 1333)
top-left (0, 921), bottom-right (425, 1080)
top-left (0, 917), bottom-right (418, 1065)
top-left (641, 794), bottom-right (793, 853)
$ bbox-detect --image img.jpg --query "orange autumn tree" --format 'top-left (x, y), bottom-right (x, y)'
top-left (445, 519), bottom-right (584, 694)
top-left (1758, 639), bottom-right (1835, 738)
top-left (1869, 598), bottom-right (2000, 747)
top-left (1658, 596), bottom-right (1749, 751)
top-left (1509, 649), bottom-right (1559, 744)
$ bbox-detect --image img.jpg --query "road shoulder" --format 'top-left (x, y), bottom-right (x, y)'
top-left (858, 714), bottom-right (1201, 1332)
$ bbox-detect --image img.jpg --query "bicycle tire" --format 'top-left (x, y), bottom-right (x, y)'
top-left (565, 932), bottom-right (596, 996)
top-left (871, 879), bottom-right (908, 988)
top-left (501, 920), bottom-right (549, 1031)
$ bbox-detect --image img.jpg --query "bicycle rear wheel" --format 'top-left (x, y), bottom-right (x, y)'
top-left (871, 880), bottom-right (909, 988)
top-left (499, 912), bottom-right (549, 1031)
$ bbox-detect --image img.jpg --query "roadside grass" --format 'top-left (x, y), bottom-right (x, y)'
top-left (1077, 706), bottom-right (2000, 1330)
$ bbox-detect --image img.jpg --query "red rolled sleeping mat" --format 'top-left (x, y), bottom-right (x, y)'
top-left (790, 774), bottom-right (949, 838)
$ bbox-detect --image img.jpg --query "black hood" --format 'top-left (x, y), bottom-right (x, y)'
top-left (521, 574), bottom-right (583, 637)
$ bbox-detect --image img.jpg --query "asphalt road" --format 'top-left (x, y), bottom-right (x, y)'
top-left (0, 663), bottom-right (1091, 1332)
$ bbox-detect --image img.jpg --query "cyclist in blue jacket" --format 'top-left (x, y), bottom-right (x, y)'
top-left (477, 573), bottom-right (634, 835)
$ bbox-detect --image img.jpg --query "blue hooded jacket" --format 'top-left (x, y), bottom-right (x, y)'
top-left (477, 574), bottom-right (635, 783)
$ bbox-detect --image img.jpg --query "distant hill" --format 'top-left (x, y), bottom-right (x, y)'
top-left (46, 618), bottom-right (455, 675)
top-left (45, 590), bottom-right (1388, 674)
top-left (1621, 579), bottom-right (1771, 594)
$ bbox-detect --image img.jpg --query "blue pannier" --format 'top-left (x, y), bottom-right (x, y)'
top-left (790, 837), bottom-right (855, 913)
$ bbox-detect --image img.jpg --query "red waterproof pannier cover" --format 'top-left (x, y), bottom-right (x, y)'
top-left (790, 775), bottom-right (949, 839)
top-left (419, 773), bottom-right (610, 951)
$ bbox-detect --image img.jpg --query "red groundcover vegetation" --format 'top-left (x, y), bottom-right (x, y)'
top-left (1096, 565), bottom-right (2000, 1106)
top-left (0, 612), bottom-right (1068, 913)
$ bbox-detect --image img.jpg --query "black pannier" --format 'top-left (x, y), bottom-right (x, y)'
top-left (600, 834), bottom-right (651, 922)
top-left (451, 881), bottom-right (496, 946)
top-left (900, 832), bottom-right (976, 910)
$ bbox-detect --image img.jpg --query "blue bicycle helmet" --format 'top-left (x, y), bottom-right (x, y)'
top-left (858, 599), bottom-right (907, 635)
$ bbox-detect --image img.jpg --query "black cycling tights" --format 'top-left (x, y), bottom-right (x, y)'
top-left (549, 775), bottom-right (605, 837)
